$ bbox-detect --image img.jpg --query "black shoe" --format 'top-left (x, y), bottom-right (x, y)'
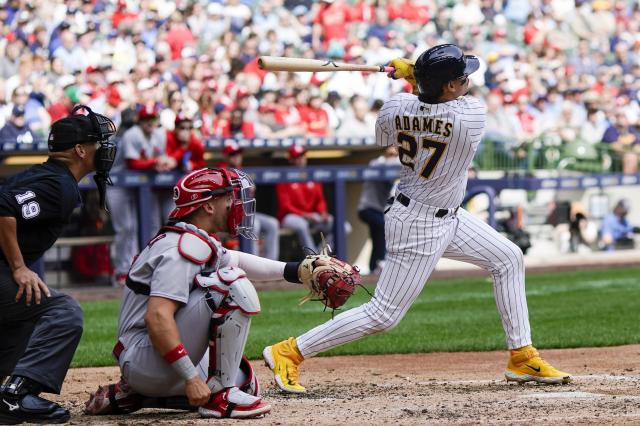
top-left (0, 376), bottom-right (69, 424)
top-left (0, 394), bottom-right (70, 424)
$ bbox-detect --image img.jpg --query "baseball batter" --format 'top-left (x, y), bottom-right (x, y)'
top-left (85, 168), bottom-right (307, 419)
top-left (264, 44), bottom-right (571, 393)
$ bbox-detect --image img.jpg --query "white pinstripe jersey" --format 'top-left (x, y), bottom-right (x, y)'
top-left (376, 93), bottom-right (486, 208)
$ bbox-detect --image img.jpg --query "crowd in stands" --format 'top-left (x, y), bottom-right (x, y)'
top-left (0, 0), bottom-right (637, 166)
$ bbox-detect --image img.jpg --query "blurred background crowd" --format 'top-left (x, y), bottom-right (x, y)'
top-left (0, 0), bottom-right (638, 168)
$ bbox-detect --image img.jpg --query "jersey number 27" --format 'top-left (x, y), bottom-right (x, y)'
top-left (397, 133), bottom-right (448, 180)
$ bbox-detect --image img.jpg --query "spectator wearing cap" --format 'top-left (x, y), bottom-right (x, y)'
top-left (106, 105), bottom-right (174, 287)
top-left (165, 114), bottom-right (205, 172)
top-left (276, 145), bottom-right (336, 252)
top-left (0, 105), bottom-right (35, 145)
top-left (216, 141), bottom-right (281, 260)
top-left (600, 199), bottom-right (637, 251)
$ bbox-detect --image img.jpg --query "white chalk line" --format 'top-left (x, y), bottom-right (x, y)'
top-left (415, 374), bottom-right (639, 386)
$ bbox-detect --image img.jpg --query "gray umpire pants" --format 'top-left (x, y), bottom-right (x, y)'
top-left (0, 266), bottom-right (83, 394)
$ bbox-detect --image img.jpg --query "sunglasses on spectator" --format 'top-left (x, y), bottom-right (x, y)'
top-left (177, 124), bottom-right (192, 130)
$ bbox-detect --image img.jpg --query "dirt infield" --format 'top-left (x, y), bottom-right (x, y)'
top-left (54, 344), bottom-right (640, 425)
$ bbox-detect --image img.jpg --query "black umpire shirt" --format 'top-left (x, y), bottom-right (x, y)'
top-left (0, 158), bottom-right (81, 268)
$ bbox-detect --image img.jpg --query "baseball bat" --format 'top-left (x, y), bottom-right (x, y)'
top-left (258, 56), bottom-right (394, 73)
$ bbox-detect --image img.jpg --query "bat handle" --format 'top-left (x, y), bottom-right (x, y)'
top-left (381, 66), bottom-right (395, 73)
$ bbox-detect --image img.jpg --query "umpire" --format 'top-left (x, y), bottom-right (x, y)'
top-left (0, 105), bottom-right (116, 424)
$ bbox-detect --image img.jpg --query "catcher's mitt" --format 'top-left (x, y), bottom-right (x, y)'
top-left (298, 235), bottom-right (362, 309)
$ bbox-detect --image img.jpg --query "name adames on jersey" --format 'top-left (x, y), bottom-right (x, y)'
top-left (394, 115), bottom-right (453, 137)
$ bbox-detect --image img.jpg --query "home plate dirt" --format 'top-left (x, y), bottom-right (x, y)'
top-left (54, 345), bottom-right (640, 425)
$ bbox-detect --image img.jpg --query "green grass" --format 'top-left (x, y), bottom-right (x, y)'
top-left (72, 267), bottom-right (640, 368)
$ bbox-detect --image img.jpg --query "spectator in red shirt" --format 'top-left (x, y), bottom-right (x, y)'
top-left (165, 114), bottom-right (205, 172)
top-left (299, 94), bottom-right (330, 136)
top-left (165, 11), bottom-right (196, 60)
top-left (276, 144), bottom-right (334, 251)
top-left (312, 0), bottom-right (354, 49)
top-left (352, 0), bottom-right (376, 23)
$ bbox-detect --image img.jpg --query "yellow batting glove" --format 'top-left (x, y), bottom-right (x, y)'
top-left (388, 58), bottom-right (417, 90)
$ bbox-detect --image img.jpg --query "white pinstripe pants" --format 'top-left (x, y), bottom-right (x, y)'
top-left (296, 197), bottom-right (532, 357)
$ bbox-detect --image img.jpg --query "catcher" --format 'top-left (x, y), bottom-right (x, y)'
top-left (84, 167), bottom-right (360, 419)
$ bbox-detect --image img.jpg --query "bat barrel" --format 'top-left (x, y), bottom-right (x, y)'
top-left (258, 56), bottom-right (392, 73)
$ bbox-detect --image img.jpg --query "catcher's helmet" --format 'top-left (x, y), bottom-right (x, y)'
top-left (170, 168), bottom-right (257, 239)
top-left (413, 44), bottom-right (479, 99)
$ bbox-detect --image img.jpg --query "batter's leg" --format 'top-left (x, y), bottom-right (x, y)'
top-left (443, 209), bottom-right (571, 384)
top-left (264, 203), bottom-right (459, 392)
top-left (296, 212), bottom-right (455, 357)
top-left (442, 208), bottom-right (531, 349)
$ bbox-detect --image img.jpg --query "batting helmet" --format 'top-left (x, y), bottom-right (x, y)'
top-left (413, 44), bottom-right (479, 102)
top-left (170, 168), bottom-right (257, 239)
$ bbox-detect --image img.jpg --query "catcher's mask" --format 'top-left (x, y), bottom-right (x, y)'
top-left (170, 167), bottom-right (257, 239)
top-left (48, 104), bottom-right (117, 210)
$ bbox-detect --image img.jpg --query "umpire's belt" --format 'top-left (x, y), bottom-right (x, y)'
top-left (396, 193), bottom-right (459, 218)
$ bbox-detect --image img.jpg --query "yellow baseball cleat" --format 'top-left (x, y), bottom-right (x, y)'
top-left (505, 346), bottom-right (572, 384)
top-left (263, 337), bottom-right (306, 393)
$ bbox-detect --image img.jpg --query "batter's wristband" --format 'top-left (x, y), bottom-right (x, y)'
top-left (163, 344), bottom-right (198, 380)
top-left (284, 262), bottom-right (302, 284)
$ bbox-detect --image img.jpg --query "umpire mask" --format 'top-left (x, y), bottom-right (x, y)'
top-left (48, 105), bottom-right (118, 210)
